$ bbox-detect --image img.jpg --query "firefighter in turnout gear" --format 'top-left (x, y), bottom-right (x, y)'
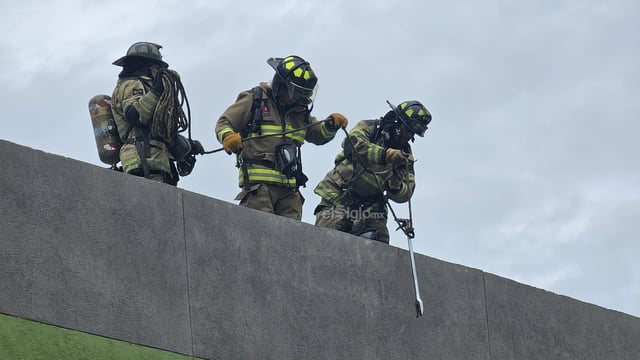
top-left (314, 100), bottom-right (432, 243)
top-left (215, 55), bottom-right (348, 220)
top-left (111, 42), bottom-right (203, 185)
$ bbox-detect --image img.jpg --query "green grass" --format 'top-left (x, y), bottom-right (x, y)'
top-left (0, 313), bottom-right (201, 360)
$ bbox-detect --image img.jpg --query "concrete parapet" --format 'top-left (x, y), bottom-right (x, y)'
top-left (1, 139), bottom-right (639, 359)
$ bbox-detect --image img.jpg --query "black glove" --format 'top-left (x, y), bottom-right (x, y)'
top-left (124, 105), bottom-right (141, 126)
top-left (177, 154), bottom-right (196, 176)
top-left (189, 140), bottom-right (205, 155)
top-left (151, 73), bottom-right (164, 96)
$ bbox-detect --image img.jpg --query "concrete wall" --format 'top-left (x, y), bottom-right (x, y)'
top-left (1, 138), bottom-right (639, 360)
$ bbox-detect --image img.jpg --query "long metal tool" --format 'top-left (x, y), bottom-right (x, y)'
top-left (408, 233), bottom-right (424, 317)
top-left (389, 210), bottom-right (423, 317)
top-left (397, 205), bottom-right (424, 317)
top-left (405, 196), bottom-right (423, 317)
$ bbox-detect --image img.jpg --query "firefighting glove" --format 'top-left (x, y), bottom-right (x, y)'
top-left (124, 105), bottom-right (141, 126)
top-left (151, 73), bottom-right (164, 96)
top-left (177, 154), bottom-right (196, 176)
top-left (190, 139), bottom-right (205, 155)
top-left (388, 176), bottom-right (403, 192)
top-left (326, 113), bottom-right (349, 130)
top-left (222, 132), bottom-right (244, 154)
top-left (385, 148), bottom-right (408, 166)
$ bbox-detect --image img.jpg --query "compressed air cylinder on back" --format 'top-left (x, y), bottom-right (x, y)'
top-left (88, 94), bottom-right (121, 166)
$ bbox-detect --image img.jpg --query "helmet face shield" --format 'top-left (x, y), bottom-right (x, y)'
top-left (409, 118), bottom-right (428, 137)
top-left (287, 80), bottom-right (317, 105)
top-left (288, 80), bottom-right (314, 98)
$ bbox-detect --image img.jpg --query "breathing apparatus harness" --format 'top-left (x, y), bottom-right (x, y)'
top-left (204, 86), bottom-right (327, 190)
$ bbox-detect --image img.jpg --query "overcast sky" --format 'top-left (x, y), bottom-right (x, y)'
top-left (1, 0), bottom-right (638, 318)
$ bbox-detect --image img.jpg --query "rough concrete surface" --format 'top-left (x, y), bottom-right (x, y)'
top-left (0, 140), bottom-right (192, 354)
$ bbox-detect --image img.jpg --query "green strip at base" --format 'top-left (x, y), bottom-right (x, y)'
top-left (0, 313), bottom-right (201, 360)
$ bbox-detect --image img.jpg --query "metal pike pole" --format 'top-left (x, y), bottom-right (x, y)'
top-left (406, 197), bottom-right (424, 317)
top-left (389, 202), bottom-right (423, 317)
top-left (407, 232), bottom-right (424, 317)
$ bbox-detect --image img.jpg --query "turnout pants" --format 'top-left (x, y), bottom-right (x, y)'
top-left (314, 198), bottom-right (390, 243)
top-left (235, 183), bottom-right (304, 220)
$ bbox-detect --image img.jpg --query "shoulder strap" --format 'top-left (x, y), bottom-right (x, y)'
top-left (239, 86), bottom-right (264, 190)
top-left (365, 119), bottom-right (382, 142)
top-left (241, 86), bottom-right (264, 137)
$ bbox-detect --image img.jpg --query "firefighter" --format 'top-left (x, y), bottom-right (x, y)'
top-left (313, 100), bottom-right (432, 243)
top-left (216, 55), bottom-right (348, 220)
top-left (111, 42), bottom-right (203, 185)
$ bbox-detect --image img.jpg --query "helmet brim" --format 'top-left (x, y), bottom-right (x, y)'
top-left (112, 55), bottom-right (169, 68)
top-left (267, 57), bottom-right (283, 72)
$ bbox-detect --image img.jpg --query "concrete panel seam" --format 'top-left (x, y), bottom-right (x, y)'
top-left (180, 193), bottom-right (195, 356)
top-left (482, 271), bottom-right (493, 360)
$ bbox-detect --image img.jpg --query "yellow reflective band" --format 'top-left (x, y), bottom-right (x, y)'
top-left (238, 168), bottom-right (297, 186)
top-left (290, 134), bottom-right (305, 143)
top-left (256, 124), bottom-right (281, 131)
top-left (248, 125), bottom-right (306, 143)
top-left (217, 128), bottom-right (234, 143)
top-left (351, 128), bottom-right (368, 138)
top-left (293, 68), bottom-right (303, 78)
top-left (246, 168), bottom-right (290, 178)
top-left (314, 183), bottom-right (338, 201)
top-left (365, 143), bottom-right (384, 164)
top-left (122, 158), bottom-right (169, 174)
top-left (320, 123), bottom-right (335, 138)
top-left (121, 158), bottom-right (140, 173)
top-left (405, 108), bottom-right (414, 117)
top-left (256, 124), bottom-right (303, 132)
